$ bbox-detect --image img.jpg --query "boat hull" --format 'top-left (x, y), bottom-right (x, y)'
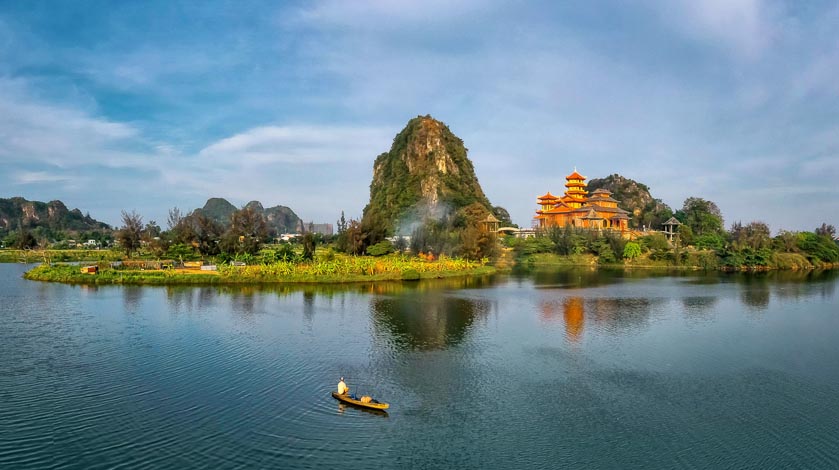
top-left (331, 392), bottom-right (390, 410)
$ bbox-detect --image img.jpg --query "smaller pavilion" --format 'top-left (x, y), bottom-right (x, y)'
top-left (662, 217), bottom-right (682, 241)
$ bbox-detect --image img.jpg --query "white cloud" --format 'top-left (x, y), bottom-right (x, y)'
top-left (0, 78), bottom-right (141, 168)
top-left (13, 171), bottom-right (72, 184)
top-left (648, 0), bottom-right (773, 59)
top-left (198, 125), bottom-right (392, 165)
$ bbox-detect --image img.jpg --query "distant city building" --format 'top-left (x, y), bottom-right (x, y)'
top-left (299, 222), bottom-right (334, 236)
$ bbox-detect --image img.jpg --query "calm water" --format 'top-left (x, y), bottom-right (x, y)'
top-left (1, 263), bottom-right (838, 469)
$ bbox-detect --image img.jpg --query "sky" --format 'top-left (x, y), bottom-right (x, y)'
top-left (1, 0), bottom-right (837, 232)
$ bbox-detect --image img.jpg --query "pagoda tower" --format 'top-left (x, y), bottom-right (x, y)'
top-left (562, 169), bottom-right (588, 209)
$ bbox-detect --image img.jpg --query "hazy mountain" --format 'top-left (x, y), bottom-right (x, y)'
top-left (193, 198), bottom-right (301, 235)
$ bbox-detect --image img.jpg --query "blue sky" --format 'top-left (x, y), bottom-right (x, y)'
top-left (1, 0), bottom-right (837, 231)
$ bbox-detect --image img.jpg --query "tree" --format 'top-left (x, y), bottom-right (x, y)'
top-left (220, 207), bottom-right (267, 256)
top-left (345, 219), bottom-right (366, 255)
top-left (167, 207), bottom-right (184, 231)
top-left (183, 213), bottom-right (222, 256)
top-left (675, 197), bottom-right (724, 235)
top-left (117, 210), bottom-right (143, 258)
top-left (360, 211), bottom-right (388, 251)
top-left (335, 211), bottom-right (349, 252)
top-left (816, 223), bottom-right (836, 238)
top-left (773, 230), bottom-right (798, 252)
top-left (623, 241), bottom-right (641, 260)
top-left (301, 232), bottom-right (318, 260)
top-left (730, 221), bottom-right (771, 251)
top-left (13, 227), bottom-right (37, 249)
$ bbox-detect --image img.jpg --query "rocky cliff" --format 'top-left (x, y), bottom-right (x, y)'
top-left (363, 115), bottom-right (493, 234)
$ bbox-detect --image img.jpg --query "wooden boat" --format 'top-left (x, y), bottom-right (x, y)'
top-left (331, 392), bottom-right (390, 410)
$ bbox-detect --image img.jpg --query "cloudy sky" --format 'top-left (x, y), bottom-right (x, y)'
top-left (1, 0), bottom-right (837, 231)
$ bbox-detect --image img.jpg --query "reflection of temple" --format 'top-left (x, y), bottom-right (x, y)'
top-left (539, 297), bottom-right (585, 343)
top-left (535, 169), bottom-right (630, 234)
top-left (563, 297), bottom-right (584, 342)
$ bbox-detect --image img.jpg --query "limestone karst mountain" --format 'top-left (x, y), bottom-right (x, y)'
top-left (362, 115), bottom-right (496, 235)
top-left (0, 197), bottom-right (111, 236)
top-left (193, 198), bottom-right (301, 235)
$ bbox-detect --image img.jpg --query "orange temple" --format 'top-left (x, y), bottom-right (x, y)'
top-left (535, 169), bottom-right (631, 234)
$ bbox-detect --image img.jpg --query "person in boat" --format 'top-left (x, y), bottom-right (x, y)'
top-left (337, 377), bottom-right (349, 395)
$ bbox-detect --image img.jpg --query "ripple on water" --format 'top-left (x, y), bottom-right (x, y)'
top-left (2, 266), bottom-right (839, 469)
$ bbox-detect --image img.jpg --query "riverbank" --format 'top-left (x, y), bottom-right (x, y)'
top-left (23, 256), bottom-right (495, 285)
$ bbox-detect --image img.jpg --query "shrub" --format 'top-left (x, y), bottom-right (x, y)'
top-left (623, 242), bottom-right (641, 260)
top-left (366, 240), bottom-right (395, 257)
top-left (639, 233), bottom-right (670, 251)
top-left (694, 233), bottom-right (726, 251)
top-left (401, 268), bottom-right (421, 281)
top-left (796, 232), bottom-right (839, 263)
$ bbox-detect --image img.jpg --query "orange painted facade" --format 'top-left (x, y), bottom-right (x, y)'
top-left (535, 169), bottom-right (630, 233)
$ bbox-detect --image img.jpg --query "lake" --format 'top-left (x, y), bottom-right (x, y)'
top-left (1, 263), bottom-right (838, 469)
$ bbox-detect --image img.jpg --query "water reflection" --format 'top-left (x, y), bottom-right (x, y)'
top-left (540, 296), bottom-right (657, 343)
top-left (122, 286), bottom-right (144, 314)
top-left (681, 296), bottom-right (718, 319)
top-left (371, 293), bottom-right (490, 350)
top-left (563, 298), bottom-right (584, 342)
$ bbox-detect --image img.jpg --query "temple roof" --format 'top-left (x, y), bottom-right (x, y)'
top-left (662, 217), bottom-right (682, 226)
top-left (566, 170), bottom-right (586, 180)
top-left (579, 204), bottom-right (629, 214)
top-left (581, 209), bottom-right (602, 220)
top-left (484, 213), bottom-right (499, 223)
top-left (589, 195), bottom-right (620, 203)
top-left (537, 192), bottom-right (559, 201)
top-left (590, 188), bottom-right (612, 195)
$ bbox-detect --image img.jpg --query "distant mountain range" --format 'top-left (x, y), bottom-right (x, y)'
top-left (0, 195), bottom-right (302, 239)
top-left (192, 198), bottom-right (302, 235)
top-left (0, 197), bottom-right (111, 235)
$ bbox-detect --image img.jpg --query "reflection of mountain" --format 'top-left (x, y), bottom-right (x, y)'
top-left (371, 294), bottom-right (489, 350)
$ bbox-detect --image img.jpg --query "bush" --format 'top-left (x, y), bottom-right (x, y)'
top-left (686, 251), bottom-right (719, 270)
top-left (401, 268), bottom-right (421, 281)
top-left (639, 233), bottom-right (669, 251)
top-left (796, 232), bottom-right (839, 263)
top-left (366, 240), bottom-right (395, 257)
top-left (694, 233), bottom-right (726, 251)
top-left (623, 242), bottom-right (641, 260)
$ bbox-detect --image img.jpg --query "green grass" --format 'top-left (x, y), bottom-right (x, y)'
top-left (0, 249), bottom-right (123, 263)
top-left (23, 255), bottom-right (495, 286)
